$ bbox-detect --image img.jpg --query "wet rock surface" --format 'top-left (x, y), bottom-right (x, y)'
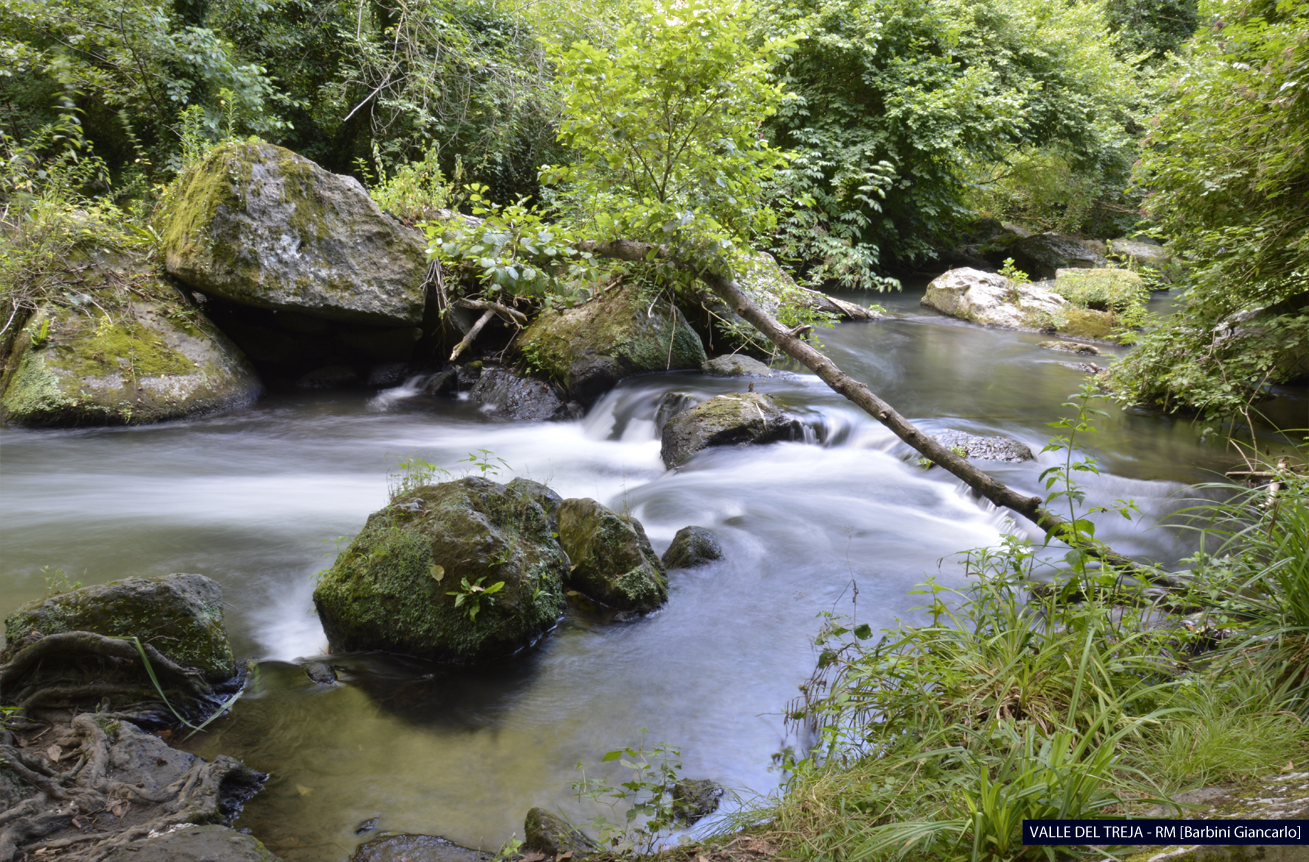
top-left (672, 778), bottom-right (725, 824)
top-left (1039, 340), bottom-right (1102, 355)
top-left (469, 367), bottom-right (573, 422)
top-left (933, 430), bottom-right (1035, 463)
top-left (102, 824), bottom-right (282, 862)
top-left (702, 355), bottom-right (773, 377)
top-left (660, 392), bottom-right (806, 468)
top-left (312, 477), bottom-right (568, 662)
top-left (557, 498), bottom-right (668, 613)
top-left (524, 808), bottom-right (598, 860)
top-left (662, 527), bottom-right (724, 569)
top-left (351, 833), bottom-right (490, 862)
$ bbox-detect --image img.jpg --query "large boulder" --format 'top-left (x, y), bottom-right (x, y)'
top-left (1008, 233), bottom-right (1105, 280)
top-left (162, 141), bottom-right (427, 327)
top-left (313, 478), bottom-right (568, 662)
top-left (517, 283), bottom-right (707, 406)
top-left (556, 498), bottom-right (668, 613)
top-left (469, 366), bottom-right (574, 421)
top-left (2, 573), bottom-right (237, 682)
top-left (921, 268), bottom-right (1066, 331)
top-left (659, 392), bottom-right (806, 468)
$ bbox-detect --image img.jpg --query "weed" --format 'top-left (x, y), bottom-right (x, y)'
top-left (574, 734), bottom-right (690, 854)
top-left (387, 454), bottom-right (450, 499)
top-left (460, 449), bottom-right (509, 478)
top-left (447, 576), bottom-right (505, 622)
top-left (41, 566), bottom-right (83, 596)
top-left (998, 258), bottom-right (1030, 285)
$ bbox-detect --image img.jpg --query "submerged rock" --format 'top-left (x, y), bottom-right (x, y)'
top-left (351, 833), bottom-right (489, 862)
top-left (933, 430), bottom-right (1035, 463)
top-left (659, 392), bottom-right (805, 468)
top-left (469, 366), bottom-right (573, 421)
top-left (313, 477), bottom-right (568, 662)
top-left (1, 297), bottom-right (260, 427)
top-left (524, 808), bottom-right (598, 860)
top-left (517, 283), bottom-right (706, 406)
top-left (2, 573), bottom-right (237, 682)
top-left (1039, 340), bottom-right (1102, 355)
top-left (557, 498), bottom-right (668, 613)
top-left (301, 660), bottom-right (338, 685)
top-left (662, 526), bottom-right (724, 569)
top-left (162, 141), bottom-right (428, 327)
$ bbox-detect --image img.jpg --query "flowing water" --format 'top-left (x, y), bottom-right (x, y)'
top-left (2, 285), bottom-right (1304, 859)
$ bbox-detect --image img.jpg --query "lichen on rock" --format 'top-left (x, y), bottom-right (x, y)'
top-left (161, 141), bottom-right (428, 327)
top-left (312, 477), bottom-right (568, 662)
top-left (556, 498), bottom-right (668, 614)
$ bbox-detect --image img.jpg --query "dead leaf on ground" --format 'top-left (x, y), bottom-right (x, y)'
top-left (45, 744), bottom-right (62, 762)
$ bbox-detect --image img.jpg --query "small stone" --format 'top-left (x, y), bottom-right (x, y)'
top-left (301, 661), bottom-right (338, 685)
top-left (933, 431), bottom-right (1034, 463)
top-left (355, 818), bottom-right (379, 834)
top-left (672, 778), bottom-right (724, 824)
top-left (524, 808), bottom-right (597, 859)
top-left (662, 527), bottom-right (724, 570)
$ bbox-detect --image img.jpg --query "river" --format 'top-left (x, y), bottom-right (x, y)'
top-left (2, 284), bottom-right (1302, 860)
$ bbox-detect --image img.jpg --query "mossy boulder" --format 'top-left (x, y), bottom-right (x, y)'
top-left (1, 296), bottom-right (261, 427)
top-left (524, 808), bottom-right (598, 859)
top-left (659, 392), bottom-right (806, 468)
top-left (662, 526), bottom-right (724, 569)
top-left (516, 282), bottom-right (706, 406)
top-left (313, 477), bottom-right (568, 662)
top-left (921, 268), bottom-right (1066, 331)
top-left (469, 366), bottom-right (573, 421)
top-left (1050, 268), bottom-right (1146, 312)
top-left (556, 498), bottom-right (668, 613)
top-left (161, 141), bottom-right (427, 326)
top-left (2, 574), bottom-right (237, 682)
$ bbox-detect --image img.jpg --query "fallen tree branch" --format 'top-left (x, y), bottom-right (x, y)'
top-left (449, 308), bottom-right (496, 362)
top-left (577, 239), bottom-right (1181, 588)
top-left (453, 297), bottom-right (528, 326)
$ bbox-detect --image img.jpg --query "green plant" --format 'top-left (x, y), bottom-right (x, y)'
top-left (460, 449), bottom-right (509, 478)
top-left (997, 259), bottom-right (1030, 285)
top-left (40, 565), bottom-right (82, 596)
top-left (363, 142), bottom-right (454, 225)
top-left (447, 575), bottom-right (505, 623)
top-left (387, 454), bottom-right (450, 499)
top-left (573, 735), bottom-right (689, 855)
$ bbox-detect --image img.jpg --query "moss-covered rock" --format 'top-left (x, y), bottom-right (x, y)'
top-left (0, 295), bottom-right (261, 427)
top-left (556, 498), bottom-right (668, 613)
top-left (313, 477), bottom-right (568, 662)
top-left (1056, 306), bottom-right (1117, 339)
top-left (524, 808), bottom-right (598, 859)
top-left (161, 141), bottom-right (427, 326)
top-left (1050, 268), bottom-right (1146, 312)
top-left (662, 526), bottom-right (724, 569)
top-left (659, 392), bottom-right (806, 468)
top-left (516, 282), bottom-right (706, 406)
top-left (2, 574), bottom-right (237, 682)
top-left (103, 825), bottom-right (283, 862)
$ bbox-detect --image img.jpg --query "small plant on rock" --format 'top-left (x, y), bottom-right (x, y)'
top-left (447, 576), bottom-right (505, 623)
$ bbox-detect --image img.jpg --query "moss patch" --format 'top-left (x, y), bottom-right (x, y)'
top-left (556, 498), bottom-right (667, 613)
top-left (1057, 306), bottom-right (1117, 339)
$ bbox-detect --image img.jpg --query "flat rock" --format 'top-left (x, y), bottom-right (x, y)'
top-left (702, 355), bottom-right (773, 377)
top-left (1039, 340), bottom-right (1102, 355)
top-left (933, 430), bottom-right (1034, 463)
top-left (104, 825), bottom-right (282, 862)
top-left (162, 141), bottom-right (428, 326)
top-left (352, 833), bottom-right (489, 862)
top-left (921, 268), bottom-right (1066, 331)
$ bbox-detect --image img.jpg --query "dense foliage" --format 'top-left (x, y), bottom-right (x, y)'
top-left (1111, 0), bottom-right (1309, 417)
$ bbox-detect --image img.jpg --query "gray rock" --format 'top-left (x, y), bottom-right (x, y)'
top-left (1106, 238), bottom-right (1171, 273)
top-left (162, 141), bottom-right (427, 327)
top-left (3, 573), bottom-right (236, 682)
top-left (655, 391), bottom-right (698, 430)
top-left (103, 825), bottom-right (282, 862)
top-left (1, 296), bottom-right (261, 428)
top-left (1009, 233), bottom-right (1105, 280)
top-left (301, 661), bottom-right (338, 685)
top-left (659, 392), bottom-right (805, 469)
top-left (469, 367), bottom-right (572, 421)
top-left (313, 477), bottom-right (569, 662)
top-left (672, 778), bottom-right (724, 824)
top-left (921, 268), bottom-right (1066, 332)
top-left (352, 833), bottom-right (488, 862)
top-left (933, 431), bottom-right (1034, 463)
top-left (557, 498), bottom-right (668, 613)
top-left (507, 478), bottom-right (563, 532)
top-left (517, 283), bottom-right (706, 406)
top-left (1063, 362), bottom-right (1105, 374)
top-left (1039, 341), bottom-right (1102, 355)
top-left (662, 526), bottom-right (723, 569)
top-left (524, 808), bottom-right (597, 859)
top-left (702, 355), bottom-right (773, 377)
